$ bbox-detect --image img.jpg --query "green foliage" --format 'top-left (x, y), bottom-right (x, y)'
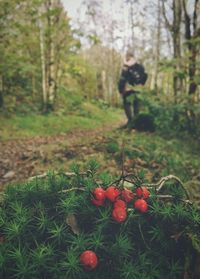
top-left (0, 0), bottom-right (77, 112)
top-left (106, 140), bottom-right (120, 154)
top-left (142, 92), bottom-right (200, 138)
top-left (67, 54), bottom-right (97, 100)
top-left (0, 99), bottom-right (122, 140)
top-left (0, 166), bottom-right (200, 278)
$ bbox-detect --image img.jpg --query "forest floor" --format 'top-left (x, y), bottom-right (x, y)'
top-left (0, 120), bottom-right (124, 191)
top-left (1, 116), bottom-right (200, 208)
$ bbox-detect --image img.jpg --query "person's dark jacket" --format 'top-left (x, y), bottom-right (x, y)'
top-left (118, 62), bottom-right (148, 94)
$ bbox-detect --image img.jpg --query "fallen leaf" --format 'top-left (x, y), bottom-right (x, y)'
top-left (66, 214), bottom-right (80, 235)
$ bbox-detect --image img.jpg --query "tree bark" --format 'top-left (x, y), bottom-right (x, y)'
top-left (161, 0), bottom-right (182, 99)
top-left (47, 0), bottom-right (56, 109)
top-left (0, 75), bottom-right (4, 108)
top-left (182, 0), bottom-right (199, 95)
top-left (130, 0), bottom-right (135, 54)
top-left (32, 74), bottom-right (36, 99)
top-left (39, 5), bottom-right (48, 111)
top-left (172, 0), bottom-right (182, 98)
top-left (154, 0), bottom-right (161, 92)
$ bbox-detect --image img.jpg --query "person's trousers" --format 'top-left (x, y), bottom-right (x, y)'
top-left (122, 90), bottom-right (139, 121)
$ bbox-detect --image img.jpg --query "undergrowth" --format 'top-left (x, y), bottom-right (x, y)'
top-left (0, 162), bottom-right (200, 279)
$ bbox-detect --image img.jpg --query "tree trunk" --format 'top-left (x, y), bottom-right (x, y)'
top-left (154, 0), bottom-right (161, 92)
top-left (0, 75), bottom-right (4, 108)
top-left (182, 0), bottom-right (199, 95)
top-left (47, 0), bottom-right (56, 109)
top-left (108, 76), bottom-right (113, 104)
top-left (161, 0), bottom-right (182, 99)
top-left (39, 5), bottom-right (48, 111)
top-left (130, 1), bottom-right (135, 54)
top-left (32, 74), bottom-right (36, 99)
top-left (172, 0), bottom-right (182, 99)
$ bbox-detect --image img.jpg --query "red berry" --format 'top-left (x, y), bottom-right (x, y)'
top-left (91, 198), bottom-right (104, 206)
top-left (105, 186), bottom-right (120, 202)
top-left (93, 187), bottom-right (106, 201)
top-left (136, 187), bottom-right (150, 199)
top-left (112, 207), bottom-right (127, 223)
top-left (114, 199), bottom-right (126, 209)
top-left (134, 199), bottom-right (148, 213)
top-left (80, 250), bottom-right (98, 270)
top-left (121, 189), bottom-right (135, 202)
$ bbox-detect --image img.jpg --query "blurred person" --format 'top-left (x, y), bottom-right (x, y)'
top-left (118, 50), bottom-right (148, 129)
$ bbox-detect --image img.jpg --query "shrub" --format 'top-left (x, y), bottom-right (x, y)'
top-left (0, 166), bottom-right (199, 279)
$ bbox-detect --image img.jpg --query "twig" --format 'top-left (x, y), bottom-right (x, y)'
top-left (28, 170), bottom-right (92, 181)
top-left (27, 172), bottom-right (191, 204)
top-left (141, 175), bottom-right (189, 199)
top-left (59, 187), bottom-right (85, 193)
top-left (107, 176), bottom-right (123, 187)
top-left (107, 173), bottom-right (142, 188)
top-left (123, 176), bottom-right (142, 186)
top-left (121, 140), bottom-right (125, 186)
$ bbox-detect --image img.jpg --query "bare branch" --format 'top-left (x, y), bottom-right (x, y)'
top-left (28, 170), bottom-right (92, 181)
top-left (27, 172), bottom-right (191, 205)
top-left (59, 187), bottom-right (85, 193)
top-left (142, 174), bottom-right (190, 199)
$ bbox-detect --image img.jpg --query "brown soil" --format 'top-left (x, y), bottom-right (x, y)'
top-left (0, 122), bottom-right (124, 191)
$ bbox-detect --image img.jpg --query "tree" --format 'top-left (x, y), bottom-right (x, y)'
top-left (161, 0), bottom-right (182, 98)
top-left (154, 0), bottom-right (162, 91)
top-left (182, 0), bottom-right (200, 95)
top-left (39, 0), bottom-right (74, 111)
top-left (125, 0), bottom-right (137, 54)
top-left (0, 0), bottom-right (74, 112)
top-left (73, 0), bottom-right (122, 104)
top-left (0, 0), bottom-right (18, 108)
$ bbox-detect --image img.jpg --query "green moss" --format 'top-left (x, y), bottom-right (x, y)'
top-left (0, 169), bottom-right (199, 279)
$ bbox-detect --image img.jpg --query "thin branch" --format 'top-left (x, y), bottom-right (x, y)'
top-left (107, 173), bottom-right (142, 188)
top-left (141, 174), bottom-right (189, 198)
top-left (59, 187), bottom-right (85, 193)
top-left (161, 0), bottom-right (173, 32)
top-left (27, 172), bottom-right (191, 204)
top-left (107, 176), bottom-right (123, 187)
top-left (28, 170), bottom-right (92, 181)
top-left (121, 140), bottom-right (125, 179)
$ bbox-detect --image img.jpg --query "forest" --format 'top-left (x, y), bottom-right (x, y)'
top-left (0, 0), bottom-right (200, 278)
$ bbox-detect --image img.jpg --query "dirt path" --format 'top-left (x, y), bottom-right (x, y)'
top-left (0, 121), bottom-right (124, 190)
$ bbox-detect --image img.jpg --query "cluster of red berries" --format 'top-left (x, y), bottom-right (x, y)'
top-left (91, 185), bottom-right (150, 223)
top-left (79, 186), bottom-right (150, 271)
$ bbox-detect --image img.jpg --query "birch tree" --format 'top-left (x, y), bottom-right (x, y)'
top-left (38, 0), bottom-right (73, 111)
top-left (154, 0), bottom-right (162, 91)
top-left (39, 3), bottom-right (48, 109)
top-left (0, 0), bottom-right (16, 108)
top-left (0, 0), bottom-right (74, 111)
top-left (162, 0), bottom-right (182, 98)
top-left (46, 0), bottom-right (56, 109)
